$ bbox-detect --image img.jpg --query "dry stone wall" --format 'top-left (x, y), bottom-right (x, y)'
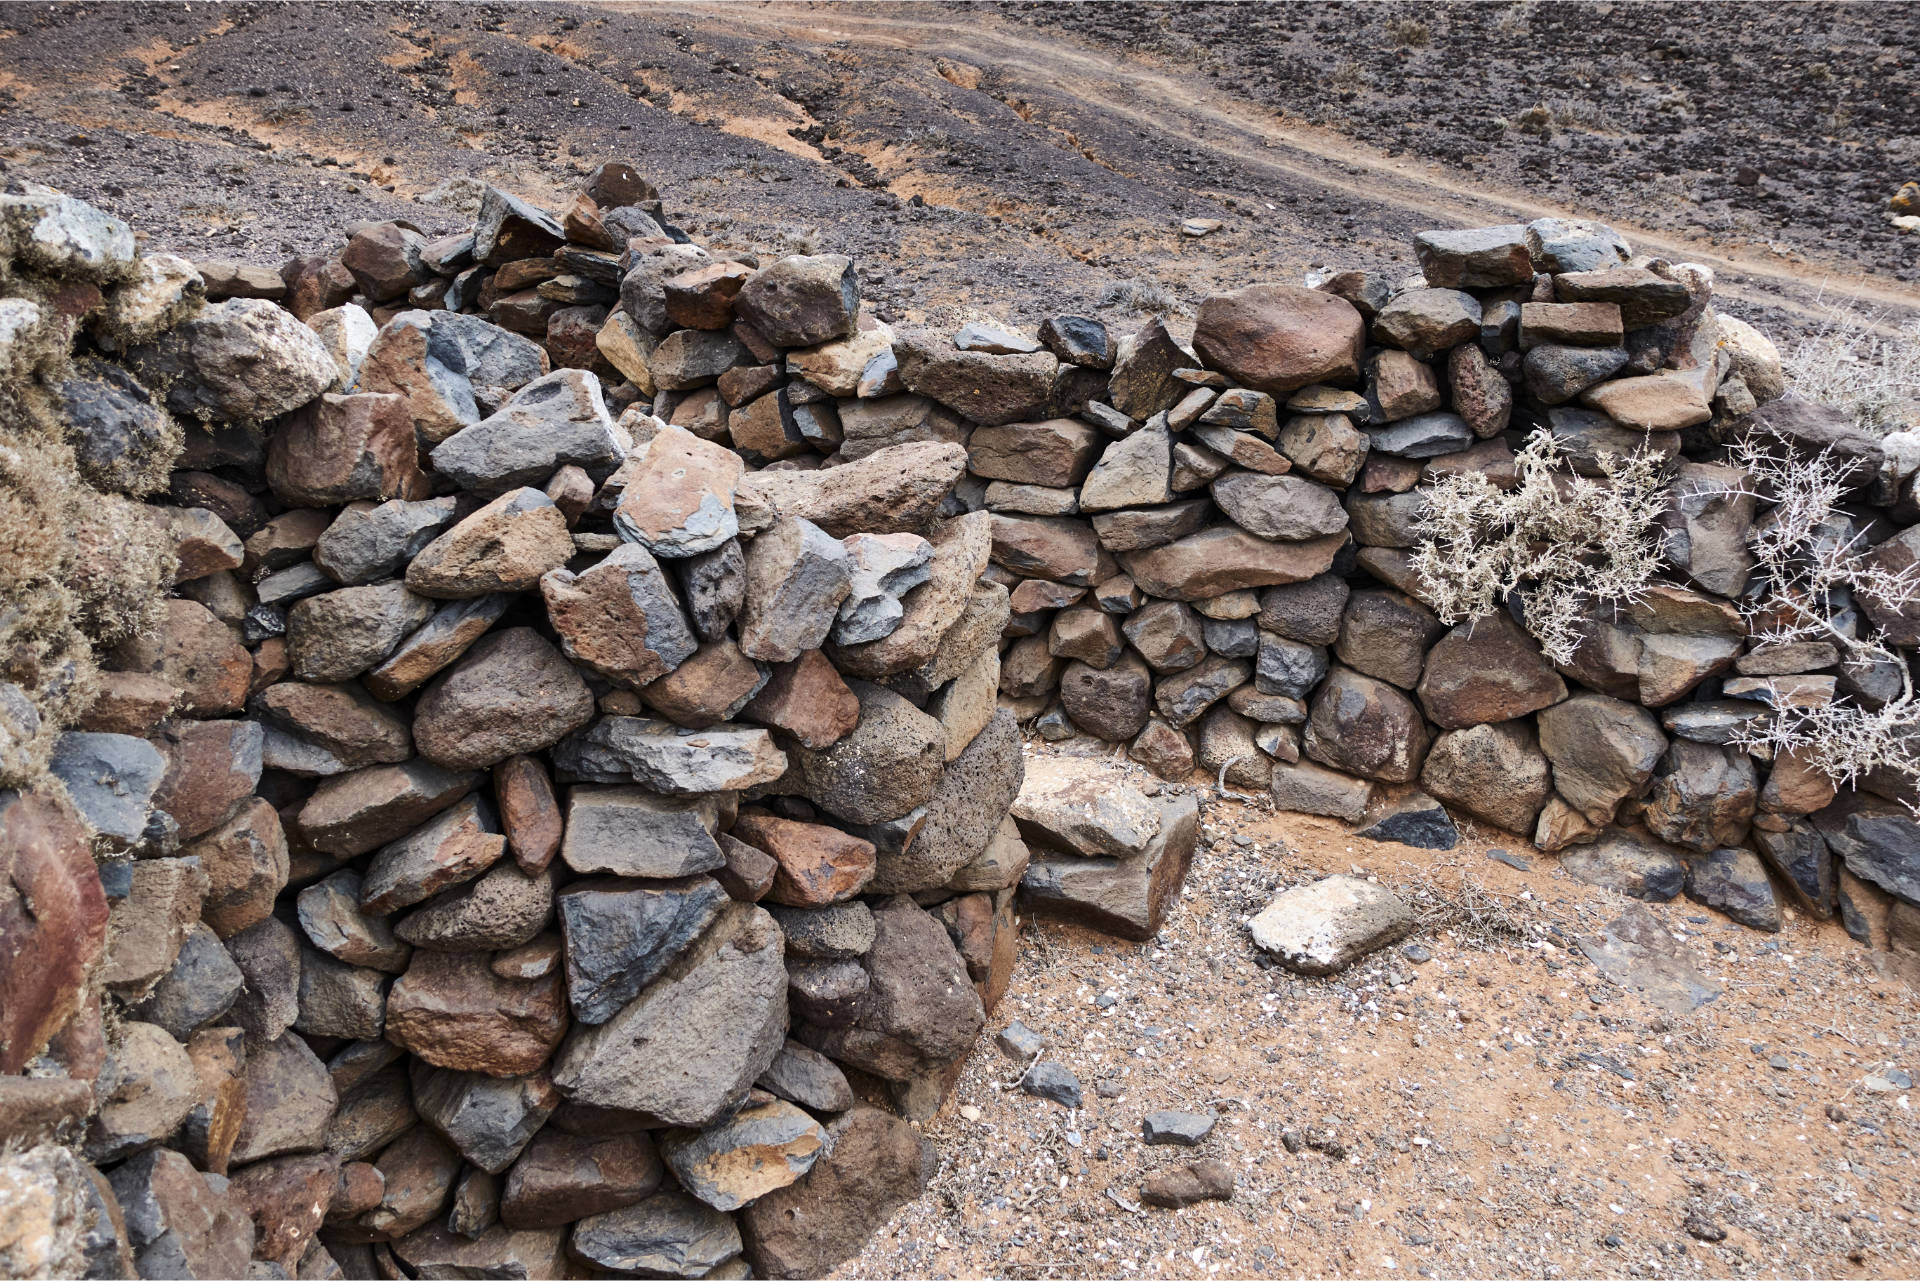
top-left (3, 159), bottom-right (1918, 1281)
top-left (0, 169), bottom-right (1116, 1281)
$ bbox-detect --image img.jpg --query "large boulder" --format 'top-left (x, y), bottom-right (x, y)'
top-left (1303, 667), bottom-right (1429, 784)
top-left (126, 298), bottom-right (336, 425)
top-left (1191, 285), bottom-right (1365, 394)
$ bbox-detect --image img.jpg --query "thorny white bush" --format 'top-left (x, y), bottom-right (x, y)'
top-left (1708, 439), bottom-right (1920, 797)
top-left (1411, 433), bottom-right (1670, 666)
top-left (1784, 303), bottom-right (1920, 439)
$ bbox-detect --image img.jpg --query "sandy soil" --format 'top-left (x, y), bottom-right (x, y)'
top-left (838, 745), bottom-right (1920, 1280)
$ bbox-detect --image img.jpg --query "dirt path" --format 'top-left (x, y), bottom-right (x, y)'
top-left (839, 748), bottom-right (1920, 1280)
top-left (679, 3), bottom-right (1920, 331)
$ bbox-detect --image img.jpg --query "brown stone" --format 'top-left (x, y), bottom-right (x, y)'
top-left (1049, 606), bottom-right (1124, 668)
top-left (733, 813), bottom-right (877, 907)
top-left (1416, 613), bottom-right (1567, 728)
top-left (832, 512), bottom-right (992, 679)
top-left (494, 754), bottom-right (563, 874)
top-left (1521, 301), bottom-right (1623, 348)
top-left (359, 795), bottom-right (506, 917)
top-left (739, 1106), bottom-right (935, 1279)
top-left (500, 1131), bottom-right (664, 1228)
top-left (291, 760), bottom-right (480, 859)
top-left (1140, 1158), bottom-right (1235, 1209)
top-left (413, 628), bottom-right (595, 771)
top-left (107, 598), bottom-right (249, 718)
top-left (107, 1147), bottom-right (255, 1280)
top-left (1448, 343), bottom-right (1512, 438)
top-left (740, 650), bottom-right (860, 750)
top-left (286, 583), bottom-right (438, 685)
top-left (1122, 527), bottom-right (1345, 601)
top-left (267, 392), bottom-right (424, 507)
top-left (1371, 350), bottom-right (1441, 421)
top-left (717, 833), bottom-right (780, 903)
top-left (612, 425), bottom-right (744, 558)
top-left (385, 952), bottom-right (568, 1077)
top-left (102, 856), bottom-right (208, 997)
top-left (1303, 666), bottom-right (1430, 784)
top-left (354, 1127), bottom-right (462, 1240)
top-left (967, 418), bottom-right (1102, 487)
top-left (0, 791), bottom-right (108, 1074)
top-left (253, 681), bottom-right (412, 774)
top-left (744, 441), bottom-right (966, 537)
top-left (1191, 284), bottom-right (1365, 395)
top-left (186, 797), bottom-right (288, 938)
top-left (407, 489), bottom-right (573, 599)
top-left (665, 261), bottom-right (753, 330)
top-left (77, 671), bottom-right (178, 736)
top-left (230, 1032), bottom-right (337, 1166)
top-left (364, 595), bottom-right (514, 701)
top-left (640, 639), bottom-right (768, 727)
top-left (229, 1152), bottom-right (340, 1270)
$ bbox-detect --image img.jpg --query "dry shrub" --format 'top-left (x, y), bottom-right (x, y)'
top-left (1411, 432), bottom-right (1670, 666)
top-left (1784, 303), bottom-right (1920, 438)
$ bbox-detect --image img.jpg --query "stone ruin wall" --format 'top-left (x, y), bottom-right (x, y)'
top-left (1, 163), bottom-right (1917, 1280)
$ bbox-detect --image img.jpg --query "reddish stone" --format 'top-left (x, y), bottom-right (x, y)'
top-left (229, 1152), bottom-right (341, 1270)
top-left (267, 392), bottom-right (425, 507)
top-left (77, 671), bottom-right (177, 736)
top-left (186, 796), bottom-right (288, 938)
top-left (640, 639), bottom-right (767, 729)
top-left (494, 754), bottom-right (563, 874)
top-left (101, 857), bottom-right (208, 996)
top-left (151, 717), bottom-right (263, 841)
top-left (385, 952), bottom-right (568, 1077)
top-left (107, 598), bottom-right (249, 718)
top-left (732, 813), bottom-right (877, 907)
top-left (291, 760), bottom-right (480, 859)
top-left (664, 261), bottom-right (753, 330)
top-left (250, 639), bottom-right (290, 695)
top-left (0, 791), bottom-right (108, 1074)
top-left (740, 650), bottom-right (860, 750)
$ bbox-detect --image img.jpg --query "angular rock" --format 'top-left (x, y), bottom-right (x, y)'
top-left (413, 628), bottom-right (595, 771)
top-left (253, 681), bottom-right (411, 777)
top-left (359, 795), bottom-right (506, 917)
top-left (967, 418), bottom-right (1102, 488)
top-left (739, 1106), bottom-right (934, 1280)
top-left (554, 716), bottom-right (788, 793)
top-left (1421, 721), bottom-right (1551, 835)
top-left (126, 298), bottom-right (337, 425)
top-left (571, 1193), bottom-right (742, 1280)
top-left (395, 861), bottom-right (553, 952)
top-left (298, 869), bottom-right (410, 971)
top-left (801, 895), bottom-right (983, 1080)
top-left (286, 583), bottom-right (435, 684)
top-left (785, 681), bottom-right (944, 824)
top-left (499, 1130), bottom-right (663, 1229)
top-left (734, 813), bottom-right (876, 907)
top-left (430, 368), bottom-right (622, 496)
top-left (1372, 288), bottom-right (1481, 358)
top-left (738, 517), bottom-right (853, 662)
top-left (871, 709), bottom-right (1024, 895)
top-left (291, 759), bottom-right (479, 858)
top-left (1249, 874), bottom-right (1417, 975)
top-left (385, 951), bottom-right (568, 1077)
top-left (552, 903), bottom-right (787, 1126)
top-left (661, 1097), bottom-right (827, 1213)
top-left (407, 488), bottom-right (573, 599)
top-left (47, 731), bottom-right (166, 853)
top-left (1536, 694), bottom-right (1667, 824)
top-left (542, 543), bottom-right (697, 689)
top-left (313, 496), bottom-right (460, 588)
top-left (267, 391), bottom-right (422, 507)
top-left (613, 425), bottom-right (743, 558)
top-left (363, 594), bottom-right (514, 700)
top-left (1211, 472), bottom-right (1347, 543)
top-left (108, 1147), bottom-right (254, 1281)
top-left (412, 1067), bottom-right (558, 1174)
top-left (1643, 740), bottom-right (1757, 853)
top-left (1560, 829), bottom-right (1687, 901)
top-left (1685, 847), bottom-right (1781, 932)
top-left (85, 1020), bottom-right (200, 1164)
top-left (1079, 422), bottom-right (1172, 513)
top-left (756, 1039), bottom-right (855, 1113)
top-left (108, 598), bottom-right (250, 717)
top-left (1334, 589), bottom-right (1442, 690)
top-left (1269, 759), bottom-right (1373, 822)
top-left (1122, 527), bottom-right (1345, 602)
top-left (230, 1032), bottom-right (336, 1165)
top-left (735, 255), bottom-right (858, 347)
top-left (1018, 791), bottom-right (1198, 940)
top-left (1416, 613), bottom-right (1567, 728)
top-left (1060, 653), bottom-right (1153, 741)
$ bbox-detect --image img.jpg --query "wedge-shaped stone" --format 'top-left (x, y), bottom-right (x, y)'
top-left (560, 785), bottom-right (727, 879)
top-left (554, 716), bottom-right (788, 793)
top-left (1122, 527), bottom-right (1346, 601)
top-left (406, 488), bottom-right (573, 599)
top-left (542, 543), bottom-right (697, 689)
top-left (552, 902), bottom-right (787, 1127)
top-left (430, 368), bottom-right (622, 496)
top-left (661, 1097), bottom-right (827, 1212)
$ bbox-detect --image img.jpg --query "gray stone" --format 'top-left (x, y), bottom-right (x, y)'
top-left (756, 1039), bottom-right (855, 1113)
top-left (1559, 829), bottom-right (1687, 901)
top-left (1303, 667), bottom-right (1429, 784)
top-left (552, 903), bottom-right (788, 1127)
top-left (736, 255), bottom-right (859, 348)
top-left (287, 583), bottom-right (436, 683)
top-left (553, 717), bottom-right (788, 793)
top-left (126, 299), bottom-right (337, 425)
top-left (1643, 740), bottom-right (1757, 853)
top-left (677, 539), bottom-right (747, 642)
top-left (1334, 589), bottom-right (1441, 690)
top-left (430, 369), bottom-right (620, 495)
top-left (1020, 1062), bottom-right (1082, 1108)
top-left (1019, 792), bottom-right (1198, 941)
top-left (1526, 218), bottom-right (1632, 273)
top-left (786, 681), bottom-right (944, 824)
top-left (297, 869), bottom-right (411, 971)
top-left (1079, 423), bottom-right (1172, 512)
top-left (1270, 760), bottom-right (1372, 822)
top-left (413, 1066), bottom-right (558, 1174)
top-left (395, 861), bottom-right (553, 952)
top-left (871, 710), bottom-right (1024, 894)
top-left (834, 532), bottom-right (933, 646)
top-left (1366, 412), bottom-right (1473, 459)
top-left (1413, 225), bottom-right (1533, 288)
top-left (1258, 576), bottom-right (1349, 646)
top-left (1684, 847), bottom-right (1781, 932)
top-left (60, 359), bottom-right (174, 492)
top-left (1420, 722), bottom-right (1551, 835)
top-left (739, 518), bottom-right (853, 663)
top-left (1371, 289), bottom-right (1481, 359)
top-left (1248, 875), bottom-right (1416, 975)
top-left (314, 497), bottom-right (459, 585)
top-left (1277, 412), bottom-right (1369, 487)
top-left (1812, 795), bottom-right (1920, 907)
top-left (1210, 472), bottom-right (1347, 541)
top-left (412, 628), bottom-right (594, 771)
top-left (1521, 344), bottom-right (1629, 405)
top-left (570, 1193), bottom-right (742, 1280)
top-left (1536, 694), bottom-right (1667, 825)
top-left (293, 946), bottom-right (389, 1038)
top-left (559, 786), bottom-right (727, 878)
top-left (48, 732), bottom-right (166, 852)
top-left (541, 543), bottom-right (698, 690)
top-left (1753, 821), bottom-right (1835, 918)
top-left (1155, 656), bottom-right (1251, 728)
top-left (127, 924), bottom-right (243, 1039)
top-left (558, 875), bottom-right (729, 1023)
top-left (1142, 1110), bottom-right (1217, 1147)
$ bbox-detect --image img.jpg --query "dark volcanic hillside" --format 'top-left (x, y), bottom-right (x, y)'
top-left (0, 2), bottom-right (1914, 342)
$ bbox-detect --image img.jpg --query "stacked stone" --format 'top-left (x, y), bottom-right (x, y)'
top-left (0, 172), bottom-right (1059, 1281)
top-left (879, 218), bottom-right (1911, 954)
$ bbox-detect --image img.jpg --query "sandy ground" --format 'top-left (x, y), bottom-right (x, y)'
top-left (839, 745), bottom-right (1920, 1280)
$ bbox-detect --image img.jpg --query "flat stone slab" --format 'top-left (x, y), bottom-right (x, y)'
top-left (1247, 874), bottom-right (1416, 975)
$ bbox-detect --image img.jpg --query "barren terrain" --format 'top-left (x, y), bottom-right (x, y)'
top-left (842, 745), bottom-right (1920, 1280)
top-left (4, 4), bottom-right (1918, 1277)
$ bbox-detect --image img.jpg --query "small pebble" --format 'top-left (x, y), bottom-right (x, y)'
top-left (1402, 942), bottom-right (1432, 964)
